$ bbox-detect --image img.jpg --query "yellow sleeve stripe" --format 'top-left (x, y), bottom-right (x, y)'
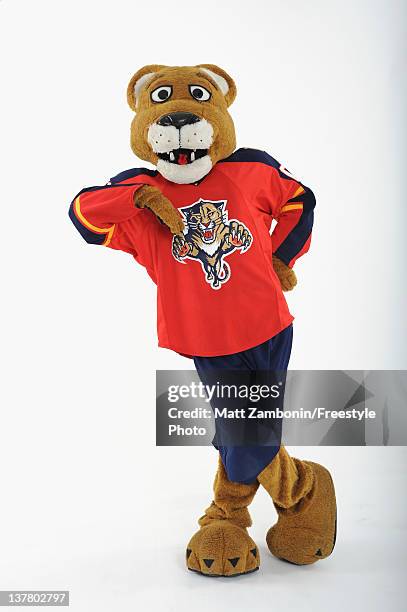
top-left (292, 186), bottom-right (305, 198)
top-left (280, 203), bottom-right (304, 213)
top-left (103, 227), bottom-right (115, 247)
top-left (74, 196), bottom-right (115, 247)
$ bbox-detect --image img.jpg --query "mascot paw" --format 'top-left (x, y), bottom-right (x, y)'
top-left (266, 525), bottom-right (327, 566)
top-left (134, 185), bottom-right (184, 234)
top-left (186, 520), bottom-right (259, 577)
top-left (272, 255), bottom-right (297, 291)
top-left (266, 462), bottom-right (337, 565)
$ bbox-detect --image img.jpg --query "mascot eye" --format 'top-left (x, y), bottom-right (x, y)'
top-left (189, 85), bottom-right (211, 101)
top-left (151, 86), bottom-right (173, 103)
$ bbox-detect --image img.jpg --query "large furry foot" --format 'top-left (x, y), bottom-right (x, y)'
top-left (186, 520), bottom-right (260, 577)
top-left (267, 462), bottom-right (337, 565)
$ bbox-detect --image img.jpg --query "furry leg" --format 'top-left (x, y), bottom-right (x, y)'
top-left (258, 446), bottom-right (337, 565)
top-left (186, 456), bottom-right (260, 577)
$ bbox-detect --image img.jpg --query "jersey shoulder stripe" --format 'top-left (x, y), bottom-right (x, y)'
top-left (110, 167), bottom-right (158, 184)
top-left (219, 148), bottom-right (280, 169)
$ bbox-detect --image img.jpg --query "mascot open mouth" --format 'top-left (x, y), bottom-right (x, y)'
top-left (147, 116), bottom-right (214, 183)
top-left (157, 148), bottom-right (208, 166)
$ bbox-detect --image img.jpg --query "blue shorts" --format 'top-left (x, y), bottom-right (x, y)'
top-left (194, 324), bottom-right (293, 484)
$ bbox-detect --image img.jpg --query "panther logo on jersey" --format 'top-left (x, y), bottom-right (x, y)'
top-left (172, 199), bottom-right (252, 289)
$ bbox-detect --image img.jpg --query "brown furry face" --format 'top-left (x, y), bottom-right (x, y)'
top-left (127, 65), bottom-right (237, 184)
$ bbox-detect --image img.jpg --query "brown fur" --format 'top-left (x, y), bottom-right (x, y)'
top-left (127, 64), bottom-right (237, 167)
top-left (134, 185), bottom-right (184, 234)
top-left (257, 446), bottom-right (314, 509)
top-left (186, 457), bottom-right (260, 576)
top-left (187, 448), bottom-right (336, 574)
top-left (272, 255), bottom-right (298, 291)
top-left (199, 457), bottom-right (259, 529)
top-left (258, 449), bottom-right (337, 565)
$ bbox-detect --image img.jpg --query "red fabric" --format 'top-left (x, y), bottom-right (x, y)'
top-left (75, 162), bottom-right (310, 357)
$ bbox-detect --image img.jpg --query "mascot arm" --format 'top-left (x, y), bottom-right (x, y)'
top-left (135, 185), bottom-right (184, 235)
top-left (270, 177), bottom-right (316, 292)
top-left (70, 181), bottom-right (183, 255)
top-left (69, 183), bottom-right (143, 249)
top-left (69, 182), bottom-right (151, 252)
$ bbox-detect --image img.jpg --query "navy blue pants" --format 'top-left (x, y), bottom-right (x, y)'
top-left (194, 324), bottom-right (293, 484)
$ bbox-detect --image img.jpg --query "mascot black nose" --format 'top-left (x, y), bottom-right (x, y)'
top-left (158, 112), bottom-right (200, 129)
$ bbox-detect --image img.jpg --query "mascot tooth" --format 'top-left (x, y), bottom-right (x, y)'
top-left (70, 64), bottom-right (337, 576)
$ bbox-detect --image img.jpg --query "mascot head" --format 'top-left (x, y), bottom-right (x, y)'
top-left (127, 64), bottom-right (237, 184)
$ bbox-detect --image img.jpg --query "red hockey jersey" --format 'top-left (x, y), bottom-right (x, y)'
top-left (69, 148), bottom-right (315, 356)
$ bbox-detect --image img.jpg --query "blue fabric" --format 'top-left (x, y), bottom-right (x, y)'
top-left (194, 324), bottom-right (293, 484)
top-left (69, 202), bottom-right (106, 245)
top-left (109, 167), bottom-right (158, 184)
top-left (273, 189), bottom-right (316, 266)
top-left (219, 148), bottom-right (281, 169)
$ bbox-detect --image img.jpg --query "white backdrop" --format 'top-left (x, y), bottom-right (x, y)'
top-left (0, 1), bottom-right (406, 611)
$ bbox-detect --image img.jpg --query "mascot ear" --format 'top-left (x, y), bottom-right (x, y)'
top-left (127, 64), bottom-right (167, 111)
top-left (198, 64), bottom-right (237, 107)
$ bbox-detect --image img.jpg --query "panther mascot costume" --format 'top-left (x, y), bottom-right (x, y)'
top-left (69, 64), bottom-right (336, 577)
